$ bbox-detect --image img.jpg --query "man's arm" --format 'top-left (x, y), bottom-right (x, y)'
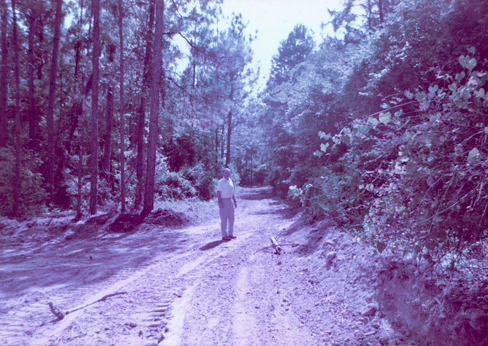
top-left (232, 193), bottom-right (237, 208)
top-left (218, 190), bottom-right (224, 208)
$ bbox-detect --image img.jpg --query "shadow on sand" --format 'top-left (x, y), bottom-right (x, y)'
top-left (0, 220), bottom-right (186, 299)
top-left (199, 240), bottom-right (225, 251)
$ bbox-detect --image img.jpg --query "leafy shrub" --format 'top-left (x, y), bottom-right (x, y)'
top-left (154, 151), bottom-right (196, 200)
top-left (298, 51), bottom-right (488, 263)
top-left (266, 166), bottom-right (291, 197)
top-left (163, 127), bottom-right (217, 173)
top-left (291, 159), bottom-right (365, 225)
top-left (0, 147), bottom-right (47, 218)
top-left (252, 164), bottom-right (267, 186)
top-left (157, 171), bottom-right (197, 200)
top-left (362, 53), bottom-right (488, 260)
top-left (181, 163), bottom-right (216, 201)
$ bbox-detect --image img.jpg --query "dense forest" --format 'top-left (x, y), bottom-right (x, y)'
top-left (266, 0), bottom-right (488, 261)
top-left (2, 0), bottom-right (488, 259)
top-left (1, 0), bottom-right (488, 343)
top-left (2, 0), bottom-right (488, 256)
top-left (0, 0), bottom-right (256, 218)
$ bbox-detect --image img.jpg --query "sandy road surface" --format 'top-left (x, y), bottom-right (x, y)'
top-left (0, 187), bottom-right (322, 346)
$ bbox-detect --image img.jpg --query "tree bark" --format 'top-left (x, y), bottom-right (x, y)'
top-left (75, 70), bottom-right (91, 220)
top-left (102, 86), bottom-right (113, 185)
top-left (142, 0), bottom-right (164, 216)
top-left (75, 0), bottom-right (87, 220)
top-left (11, 0), bottom-right (20, 217)
top-left (143, 0), bottom-right (155, 87)
top-left (134, 98), bottom-right (145, 208)
top-left (28, 9), bottom-right (36, 140)
top-left (221, 123), bottom-right (225, 160)
top-left (37, 19), bottom-right (44, 81)
top-left (378, 0), bottom-right (384, 24)
top-left (76, 106), bottom-right (86, 220)
top-left (134, 0), bottom-right (155, 210)
top-left (250, 148), bottom-right (253, 186)
top-left (367, 0), bottom-right (372, 32)
top-left (0, 0), bottom-right (8, 147)
top-left (225, 110), bottom-right (232, 167)
top-left (119, 0), bottom-right (126, 213)
top-left (89, 0), bottom-right (100, 214)
top-left (46, 0), bottom-right (63, 204)
top-left (102, 45), bottom-right (115, 186)
top-left (215, 127), bottom-right (219, 164)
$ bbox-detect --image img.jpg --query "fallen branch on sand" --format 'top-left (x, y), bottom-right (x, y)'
top-left (48, 291), bottom-right (127, 320)
top-left (270, 236), bottom-right (282, 255)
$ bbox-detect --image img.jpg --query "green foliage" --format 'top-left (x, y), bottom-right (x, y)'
top-left (266, 2), bottom-right (488, 343)
top-left (267, 24), bottom-right (315, 88)
top-left (252, 164), bottom-right (268, 186)
top-left (157, 171), bottom-right (198, 200)
top-left (159, 127), bottom-right (221, 201)
top-left (260, 23), bottom-right (362, 196)
top-left (0, 147), bottom-right (47, 218)
top-left (266, 166), bottom-right (291, 196)
top-left (262, 0), bottom-right (488, 269)
top-left (300, 51), bottom-right (488, 262)
top-left (163, 127), bottom-right (216, 173)
top-left (180, 163), bottom-right (216, 201)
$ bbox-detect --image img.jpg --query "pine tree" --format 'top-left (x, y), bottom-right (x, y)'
top-left (267, 24), bottom-right (315, 89)
top-left (0, 0), bottom-right (7, 147)
top-left (142, 0), bottom-right (164, 216)
top-left (89, 0), bottom-right (100, 214)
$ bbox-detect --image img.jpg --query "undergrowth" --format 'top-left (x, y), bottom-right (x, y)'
top-left (290, 50), bottom-right (488, 345)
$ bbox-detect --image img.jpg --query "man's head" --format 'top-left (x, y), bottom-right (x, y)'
top-left (222, 168), bottom-right (231, 180)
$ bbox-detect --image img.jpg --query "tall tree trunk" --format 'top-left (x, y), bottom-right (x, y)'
top-left (221, 123), bottom-right (224, 160)
top-left (76, 106), bottom-right (87, 220)
top-left (378, 0), bottom-right (384, 24)
top-left (28, 10), bottom-right (36, 140)
top-left (102, 44), bottom-right (116, 187)
top-left (67, 2), bottom-right (90, 156)
top-left (119, 0), bottom-right (126, 212)
top-left (74, 0), bottom-right (84, 79)
top-left (75, 0), bottom-right (86, 220)
top-left (134, 98), bottom-right (145, 208)
top-left (89, 0), bottom-right (100, 214)
top-left (250, 149), bottom-right (253, 187)
top-left (102, 86), bottom-right (113, 185)
top-left (367, 0), bottom-right (372, 32)
top-left (134, 0), bottom-right (155, 209)
top-left (143, 0), bottom-right (155, 85)
top-left (37, 21), bottom-right (44, 81)
top-left (11, 0), bottom-right (20, 217)
top-left (225, 110), bottom-right (232, 167)
top-left (46, 0), bottom-right (63, 204)
top-left (215, 127), bottom-right (219, 164)
top-left (142, 0), bottom-right (164, 216)
top-left (0, 0), bottom-right (8, 147)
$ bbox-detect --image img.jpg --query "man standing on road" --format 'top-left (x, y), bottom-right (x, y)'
top-left (217, 168), bottom-right (237, 241)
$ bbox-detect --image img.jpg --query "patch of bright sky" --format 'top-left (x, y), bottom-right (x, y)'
top-left (220, 0), bottom-right (345, 89)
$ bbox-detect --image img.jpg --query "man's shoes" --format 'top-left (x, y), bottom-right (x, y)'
top-left (229, 235), bottom-right (236, 239)
top-left (222, 236), bottom-right (231, 241)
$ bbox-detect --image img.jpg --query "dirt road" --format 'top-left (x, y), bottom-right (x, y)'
top-left (0, 188), bottom-right (311, 345)
top-left (0, 187), bottom-right (401, 346)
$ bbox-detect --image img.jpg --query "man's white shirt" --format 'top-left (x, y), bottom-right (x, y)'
top-left (218, 178), bottom-right (234, 198)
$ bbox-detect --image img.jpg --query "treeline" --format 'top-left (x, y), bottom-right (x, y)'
top-left (260, 0), bottom-right (488, 259)
top-left (0, 0), bottom-right (258, 219)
